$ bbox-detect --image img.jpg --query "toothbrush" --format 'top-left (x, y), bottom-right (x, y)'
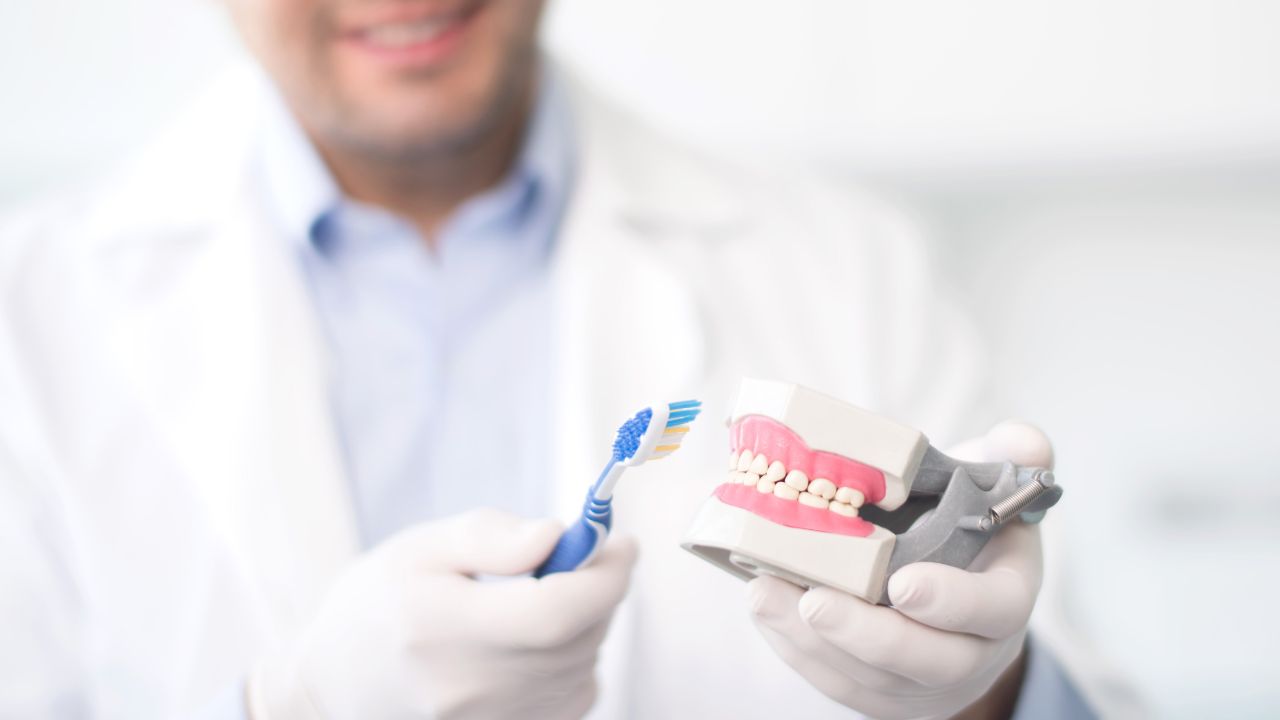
top-left (534, 400), bottom-right (702, 577)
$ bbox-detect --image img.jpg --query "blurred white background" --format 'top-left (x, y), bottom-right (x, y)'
top-left (4, 0), bottom-right (1277, 717)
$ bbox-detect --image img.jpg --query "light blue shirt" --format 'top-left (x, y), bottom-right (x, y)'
top-left (255, 69), bottom-right (572, 547)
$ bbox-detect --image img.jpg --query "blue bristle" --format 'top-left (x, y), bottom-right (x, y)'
top-left (612, 408), bottom-right (653, 461)
top-left (666, 410), bottom-right (701, 427)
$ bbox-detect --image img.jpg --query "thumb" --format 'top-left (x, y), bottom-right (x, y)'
top-left (945, 420), bottom-right (1054, 468)
top-left (401, 508), bottom-right (564, 576)
top-left (983, 419), bottom-right (1054, 469)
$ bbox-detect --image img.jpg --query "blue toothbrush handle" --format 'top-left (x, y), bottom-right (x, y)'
top-left (534, 494), bottom-right (613, 578)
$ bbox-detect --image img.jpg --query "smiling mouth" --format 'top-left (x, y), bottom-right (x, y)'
top-left (340, 2), bottom-right (483, 66)
top-left (682, 379), bottom-right (930, 603)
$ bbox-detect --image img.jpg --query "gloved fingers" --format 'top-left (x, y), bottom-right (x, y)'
top-left (798, 586), bottom-right (1001, 689)
top-left (752, 620), bottom-right (876, 699)
top-left (751, 620), bottom-right (941, 720)
top-left (531, 676), bottom-right (599, 720)
top-left (747, 577), bottom-right (914, 692)
top-left (944, 420), bottom-right (1054, 469)
top-left (888, 522), bottom-right (1042, 640)
top-left (969, 518), bottom-right (1043, 589)
top-left (511, 617), bottom-right (612, 674)
top-left (398, 508), bottom-right (565, 576)
top-left (473, 534), bottom-right (638, 649)
top-left (981, 420), bottom-right (1054, 469)
top-left (942, 436), bottom-right (987, 463)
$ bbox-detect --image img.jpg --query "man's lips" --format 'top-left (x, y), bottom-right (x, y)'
top-left (338, 1), bottom-right (483, 67)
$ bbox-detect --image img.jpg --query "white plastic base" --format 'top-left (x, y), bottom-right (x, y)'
top-left (681, 496), bottom-right (897, 604)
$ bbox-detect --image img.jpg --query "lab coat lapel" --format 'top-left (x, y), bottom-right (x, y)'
top-left (101, 174), bottom-right (359, 643)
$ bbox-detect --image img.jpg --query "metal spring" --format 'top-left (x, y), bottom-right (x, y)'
top-left (988, 474), bottom-right (1052, 525)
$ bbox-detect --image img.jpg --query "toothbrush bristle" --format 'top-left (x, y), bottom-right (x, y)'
top-left (613, 400), bottom-right (701, 464)
top-left (650, 399), bottom-right (700, 460)
top-left (612, 407), bottom-right (653, 462)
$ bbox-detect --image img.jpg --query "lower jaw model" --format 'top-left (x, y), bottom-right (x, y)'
top-left (682, 379), bottom-right (1062, 605)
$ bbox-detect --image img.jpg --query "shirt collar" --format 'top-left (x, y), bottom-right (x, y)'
top-left (254, 59), bottom-right (573, 251)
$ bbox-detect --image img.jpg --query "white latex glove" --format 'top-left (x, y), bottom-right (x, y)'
top-left (748, 421), bottom-right (1053, 720)
top-left (249, 508), bottom-right (638, 720)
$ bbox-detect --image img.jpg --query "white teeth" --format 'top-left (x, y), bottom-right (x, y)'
top-left (829, 501), bottom-right (858, 517)
top-left (773, 482), bottom-right (800, 501)
top-left (808, 478), bottom-right (837, 501)
top-left (765, 461), bottom-right (787, 482)
top-left (363, 19), bottom-right (451, 48)
top-left (723, 457), bottom-right (864, 520)
top-left (835, 487), bottom-right (865, 507)
top-left (798, 491), bottom-right (829, 509)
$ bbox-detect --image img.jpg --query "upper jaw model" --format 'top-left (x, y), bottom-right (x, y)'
top-left (682, 379), bottom-right (1062, 605)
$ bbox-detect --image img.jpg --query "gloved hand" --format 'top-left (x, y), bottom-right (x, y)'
top-left (748, 420), bottom-right (1052, 720)
top-left (249, 508), bottom-right (638, 720)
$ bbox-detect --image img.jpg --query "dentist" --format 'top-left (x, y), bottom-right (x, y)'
top-left (0, 0), bottom-right (1097, 718)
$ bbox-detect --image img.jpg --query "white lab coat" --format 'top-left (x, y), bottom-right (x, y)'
top-left (0, 64), bottom-right (1017, 719)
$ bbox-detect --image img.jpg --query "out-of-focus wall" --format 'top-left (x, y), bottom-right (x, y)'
top-left (546, 0), bottom-right (1280, 173)
top-left (0, 0), bottom-right (236, 205)
top-left (4, 1), bottom-right (1278, 717)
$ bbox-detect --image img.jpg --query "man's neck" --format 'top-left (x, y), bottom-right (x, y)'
top-left (314, 89), bottom-right (534, 248)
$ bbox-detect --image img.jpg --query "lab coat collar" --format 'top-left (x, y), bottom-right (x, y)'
top-left (83, 66), bottom-right (266, 250)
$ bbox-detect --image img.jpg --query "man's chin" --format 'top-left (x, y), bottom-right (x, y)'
top-left (320, 108), bottom-right (481, 160)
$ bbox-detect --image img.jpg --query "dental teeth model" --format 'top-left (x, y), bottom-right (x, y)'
top-left (682, 379), bottom-right (1063, 605)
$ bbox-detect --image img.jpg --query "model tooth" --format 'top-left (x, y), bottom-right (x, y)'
top-left (773, 483), bottom-right (799, 501)
top-left (728, 452), bottom-right (739, 471)
top-left (731, 471), bottom-right (752, 485)
top-left (798, 491), bottom-right (829, 509)
top-left (736, 450), bottom-right (754, 472)
top-left (784, 469), bottom-right (809, 492)
top-left (749, 453), bottom-right (769, 475)
top-left (829, 501), bottom-right (858, 517)
top-left (808, 478), bottom-right (837, 500)
top-left (765, 461), bottom-right (787, 482)
top-left (755, 477), bottom-right (775, 494)
top-left (834, 487), bottom-right (865, 507)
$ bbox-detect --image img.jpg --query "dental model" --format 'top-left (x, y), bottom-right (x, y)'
top-left (681, 379), bottom-right (1062, 604)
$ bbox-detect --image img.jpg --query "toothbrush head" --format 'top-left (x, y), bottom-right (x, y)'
top-left (612, 408), bottom-right (654, 462)
top-left (616, 399), bottom-right (702, 466)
